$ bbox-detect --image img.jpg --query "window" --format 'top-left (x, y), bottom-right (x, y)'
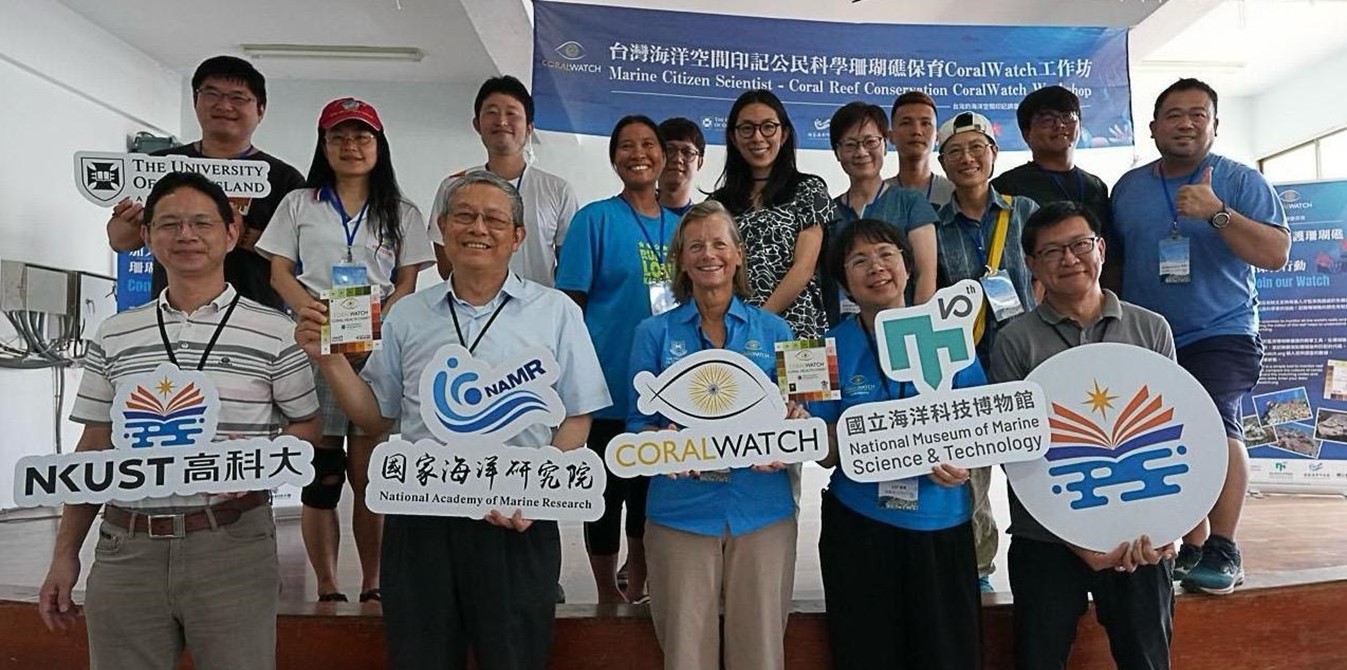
top-left (1261, 128), bottom-right (1347, 182)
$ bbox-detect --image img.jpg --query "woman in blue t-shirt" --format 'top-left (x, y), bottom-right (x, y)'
top-left (628, 200), bottom-right (803, 670)
top-left (811, 217), bottom-right (985, 669)
top-left (555, 115), bottom-right (676, 604)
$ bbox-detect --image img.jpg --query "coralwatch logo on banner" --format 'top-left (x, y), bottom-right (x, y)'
top-left (1005, 344), bottom-right (1227, 552)
top-left (417, 344), bottom-right (567, 447)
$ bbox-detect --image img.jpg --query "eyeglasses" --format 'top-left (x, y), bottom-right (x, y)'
top-left (844, 248), bottom-right (904, 273)
top-left (1033, 236), bottom-right (1100, 263)
top-left (448, 210), bottom-right (514, 231)
top-left (196, 87), bottom-right (255, 107)
top-left (942, 142), bottom-right (991, 161)
top-left (734, 120), bottom-right (781, 139)
top-left (326, 132), bottom-right (376, 147)
top-left (838, 135), bottom-right (885, 155)
top-left (664, 144), bottom-right (702, 160)
top-left (149, 217), bottom-right (225, 235)
top-left (1032, 111), bottom-right (1080, 128)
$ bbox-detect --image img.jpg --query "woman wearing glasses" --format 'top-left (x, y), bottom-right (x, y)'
top-left (556, 115), bottom-right (678, 604)
top-left (257, 97), bottom-right (434, 604)
top-left (813, 217), bottom-right (985, 670)
top-left (710, 90), bottom-right (833, 340)
top-left (824, 102), bottom-right (941, 326)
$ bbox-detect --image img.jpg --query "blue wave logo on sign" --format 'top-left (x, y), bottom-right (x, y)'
top-left (1045, 383), bottom-right (1188, 509)
top-left (121, 377), bottom-right (209, 448)
top-left (418, 344), bottom-right (566, 446)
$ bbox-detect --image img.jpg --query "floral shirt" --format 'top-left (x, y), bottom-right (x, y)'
top-left (734, 174), bottom-right (834, 339)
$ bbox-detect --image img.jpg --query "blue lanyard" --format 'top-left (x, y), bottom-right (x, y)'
top-left (621, 195), bottom-right (669, 265)
top-left (863, 324), bottom-right (904, 401)
top-left (322, 187), bottom-right (370, 254)
top-left (840, 182), bottom-right (888, 218)
top-left (959, 217), bottom-right (987, 268)
top-left (1158, 157), bottom-right (1209, 229)
top-left (1037, 164), bottom-right (1085, 202)
top-left (925, 174), bottom-right (934, 202)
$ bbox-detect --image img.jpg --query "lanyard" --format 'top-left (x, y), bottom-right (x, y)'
top-left (323, 187), bottom-right (370, 259)
top-left (925, 174), bottom-right (934, 202)
top-left (1158, 157), bottom-right (1208, 234)
top-left (863, 324), bottom-right (904, 401)
top-left (621, 195), bottom-right (669, 265)
top-left (841, 182), bottom-right (888, 218)
top-left (513, 167), bottom-right (525, 193)
top-left (959, 217), bottom-right (987, 268)
top-left (157, 293), bottom-right (241, 371)
top-left (449, 293), bottom-right (512, 354)
top-left (1037, 164), bottom-right (1085, 202)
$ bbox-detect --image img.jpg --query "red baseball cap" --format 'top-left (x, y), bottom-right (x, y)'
top-left (319, 97), bottom-right (383, 132)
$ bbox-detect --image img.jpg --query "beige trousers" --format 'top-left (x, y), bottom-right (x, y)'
top-left (970, 465), bottom-right (999, 577)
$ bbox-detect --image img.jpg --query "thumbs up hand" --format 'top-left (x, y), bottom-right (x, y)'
top-left (1176, 166), bottom-right (1223, 220)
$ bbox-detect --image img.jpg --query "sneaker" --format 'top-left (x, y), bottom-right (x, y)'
top-left (977, 575), bottom-right (994, 593)
top-left (1182, 535), bottom-right (1244, 595)
top-left (1172, 543), bottom-right (1202, 582)
top-left (616, 560), bottom-right (630, 592)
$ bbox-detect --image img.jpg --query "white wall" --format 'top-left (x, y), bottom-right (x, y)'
top-left (1249, 44), bottom-right (1347, 159)
top-left (0, 0), bottom-right (183, 511)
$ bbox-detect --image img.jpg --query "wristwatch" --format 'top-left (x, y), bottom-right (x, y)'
top-left (1209, 204), bottom-right (1232, 229)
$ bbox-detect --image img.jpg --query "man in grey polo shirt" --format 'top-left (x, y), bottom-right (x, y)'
top-left (39, 172), bottom-right (320, 669)
top-left (990, 201), bottom-right (1177, 669)
top-left (297, 171), bottom-right (609, 669)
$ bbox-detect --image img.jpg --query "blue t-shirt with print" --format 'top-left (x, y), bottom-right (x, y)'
top-left (627, 298), bottom-right (797, 538)
top-left (810, 316), bottom-right (987, 531)
top-left (556, 195), bottom-right (677, 419)
top-left (1112, 154), bottom-right (1287, 347)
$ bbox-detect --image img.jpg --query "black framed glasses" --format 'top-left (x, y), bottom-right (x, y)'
top-left (1033, 236), bottom-right (1100, 262)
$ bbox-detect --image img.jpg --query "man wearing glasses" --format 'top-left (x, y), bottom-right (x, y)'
top-left (993, 86), bottom-right (1119, 290)
top-left (106, 55), bottom-right (306, 310)
top-left (656, 117), bottom-right (705, 216)
top-left (934, 111), bottom-right (1039, 593)
top-left (428, 75), bottom-right (580, 286)
top-left (990, 200), bottom-right (1177, 669)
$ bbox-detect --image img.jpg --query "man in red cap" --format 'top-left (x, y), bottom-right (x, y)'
top-left (105, 55), bottom-right (305, 311)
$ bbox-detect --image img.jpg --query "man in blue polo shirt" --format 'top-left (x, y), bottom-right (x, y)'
top-left (1111, 78), bottom-right (1290, 595)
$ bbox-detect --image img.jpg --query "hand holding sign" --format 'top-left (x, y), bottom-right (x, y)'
top-left (1175, 166), bottom-right (1223, 221)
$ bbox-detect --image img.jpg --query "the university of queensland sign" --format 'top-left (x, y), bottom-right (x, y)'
top-left (365, 344), bottom-right (606, 521)
top-left (1005, 343), bottom-right (1228, 551)
top-left (13, 363), bottom-right (314, 506)
top-left (838, 281), bottom-right (1050, 481)
top-left (73, 151), bottom-right (271, 206)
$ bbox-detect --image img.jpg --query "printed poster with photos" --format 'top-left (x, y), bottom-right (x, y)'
top-left (1241, 180), bottom-right (1347, 492)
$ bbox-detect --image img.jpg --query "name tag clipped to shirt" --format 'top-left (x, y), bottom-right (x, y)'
top-left (980, 269), bottom-right (1024, 323)
top-left (649, 281), bottom-right (677, 316)
top-left (696, 468), bottom-right (732, 483)
top-left (1159, 232), bottom-right (1191, 284)
top-left (878, 478), bottom-right (919, 510)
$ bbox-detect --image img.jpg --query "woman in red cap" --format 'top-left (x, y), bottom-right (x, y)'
top-left (257, 97), bottom-right (435, 604)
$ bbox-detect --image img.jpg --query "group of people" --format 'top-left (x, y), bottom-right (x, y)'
top-left (34, 52), bottom-right (1288, 670)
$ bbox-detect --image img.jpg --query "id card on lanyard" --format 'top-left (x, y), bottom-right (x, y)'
top-left (1157, 160), bottom-right (1207, 285)
top-left (322, 188), bottom-right (381, 354)
top-left (623, 196), bottom-right (676, 315)
top-left (972, 196), bottom-right (1024, 344)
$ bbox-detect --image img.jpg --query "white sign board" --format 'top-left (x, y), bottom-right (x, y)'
top-left (367, 344), bottom-right (598, 521)
top-left (11, 363), bottom-right (314, 506)
top-left (1005, 343), bottom-right (1228, 552)
top-left (74, 151), bottom-right (271, 206)
top-left (606, 349), bottom-right (827, 477)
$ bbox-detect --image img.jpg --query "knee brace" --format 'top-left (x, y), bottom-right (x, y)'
top-left (302, 447), bottom-right (347, 509)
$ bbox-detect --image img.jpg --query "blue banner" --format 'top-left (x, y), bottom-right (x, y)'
top-left (532, 1), bottom-right (1133, 152)
top-left (116, 248), bottom-right (153, 312)
top-left (1243, 180), bottom-right (1347, 490)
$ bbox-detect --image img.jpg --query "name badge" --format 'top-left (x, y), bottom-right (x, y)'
top-left (839, 289), bottom-right (861, 316)
top-left (980, 269), bottom-right (1024, 322)
top-left (323, 262), bottom-right (380, 355)
top-left (697, 469), bottom-right (732, 483)
top-left (878, 478), bottom-right (919, 510)
top-left (649, 281), bottom-right (677, 315)
top-left (1159, 235), bottom-right (1191, 284)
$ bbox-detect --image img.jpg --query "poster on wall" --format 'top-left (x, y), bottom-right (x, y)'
top-left (1243, 180), bottom-right (1347, 492)
top-left (532, 0), bottom-right (1133, 152)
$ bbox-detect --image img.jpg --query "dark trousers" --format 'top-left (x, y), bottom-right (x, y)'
top-left (1009, 536), bottom-right (1174, 670)
top-left (818, 491), bottom-right (982, 670)
top-left (584, 418), bottom-right (649, 555)
top-left (382, 514), bottom-right (561, 670)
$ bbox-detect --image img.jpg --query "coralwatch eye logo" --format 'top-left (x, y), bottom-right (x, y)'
top-left (874, 280), bottom-right (981, 392)
top-left (112, 363), bottom-right (220, 450)
top-left (1005, 344), bottom-right (1227, 552)
top-left (1045, 383), bottom-right (1188, 509)
top-left (417, 344), bottom-right (566, 446)
top-left (634, 349), bottom-right (784, 426)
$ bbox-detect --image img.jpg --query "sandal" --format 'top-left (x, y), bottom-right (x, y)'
top-left (318, 592), bottom-right (348, 603)
top-left (359, 589), bottom-right (382, 603)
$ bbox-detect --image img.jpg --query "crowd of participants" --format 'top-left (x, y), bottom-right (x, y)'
top-left (36, 54), bottom-right (1289, 670)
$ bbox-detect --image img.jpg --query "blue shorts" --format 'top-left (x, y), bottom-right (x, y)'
top-left (1177, 334), bottom-right (1262, 440)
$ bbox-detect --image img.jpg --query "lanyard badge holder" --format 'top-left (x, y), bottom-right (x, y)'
top-left (1158, 163), bottom-right (1202, 285)
top-left (323, 193), bottom-right (381, 355)
top-left (974, 196), bottom-right (1025, 344)
top-left (624, 197), bottom-right (677, 315)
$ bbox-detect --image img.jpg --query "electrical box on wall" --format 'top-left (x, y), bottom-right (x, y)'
top-left (1, 260), bottom-right (73, 315)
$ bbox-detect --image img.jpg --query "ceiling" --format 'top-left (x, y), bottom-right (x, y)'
top-left (53, 0), bottom-right (1347, 99)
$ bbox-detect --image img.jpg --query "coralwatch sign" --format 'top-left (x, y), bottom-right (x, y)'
top-left (532, 0), bottom-right (1133, 152)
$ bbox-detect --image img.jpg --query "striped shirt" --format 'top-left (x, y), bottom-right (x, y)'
top-left (71, 284), bottom-right (319, 509)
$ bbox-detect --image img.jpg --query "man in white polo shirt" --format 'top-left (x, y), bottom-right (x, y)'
top-left (38, 172), bottom-right (320, 669)
top-left (428, 75), bottom-right (579, 285)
